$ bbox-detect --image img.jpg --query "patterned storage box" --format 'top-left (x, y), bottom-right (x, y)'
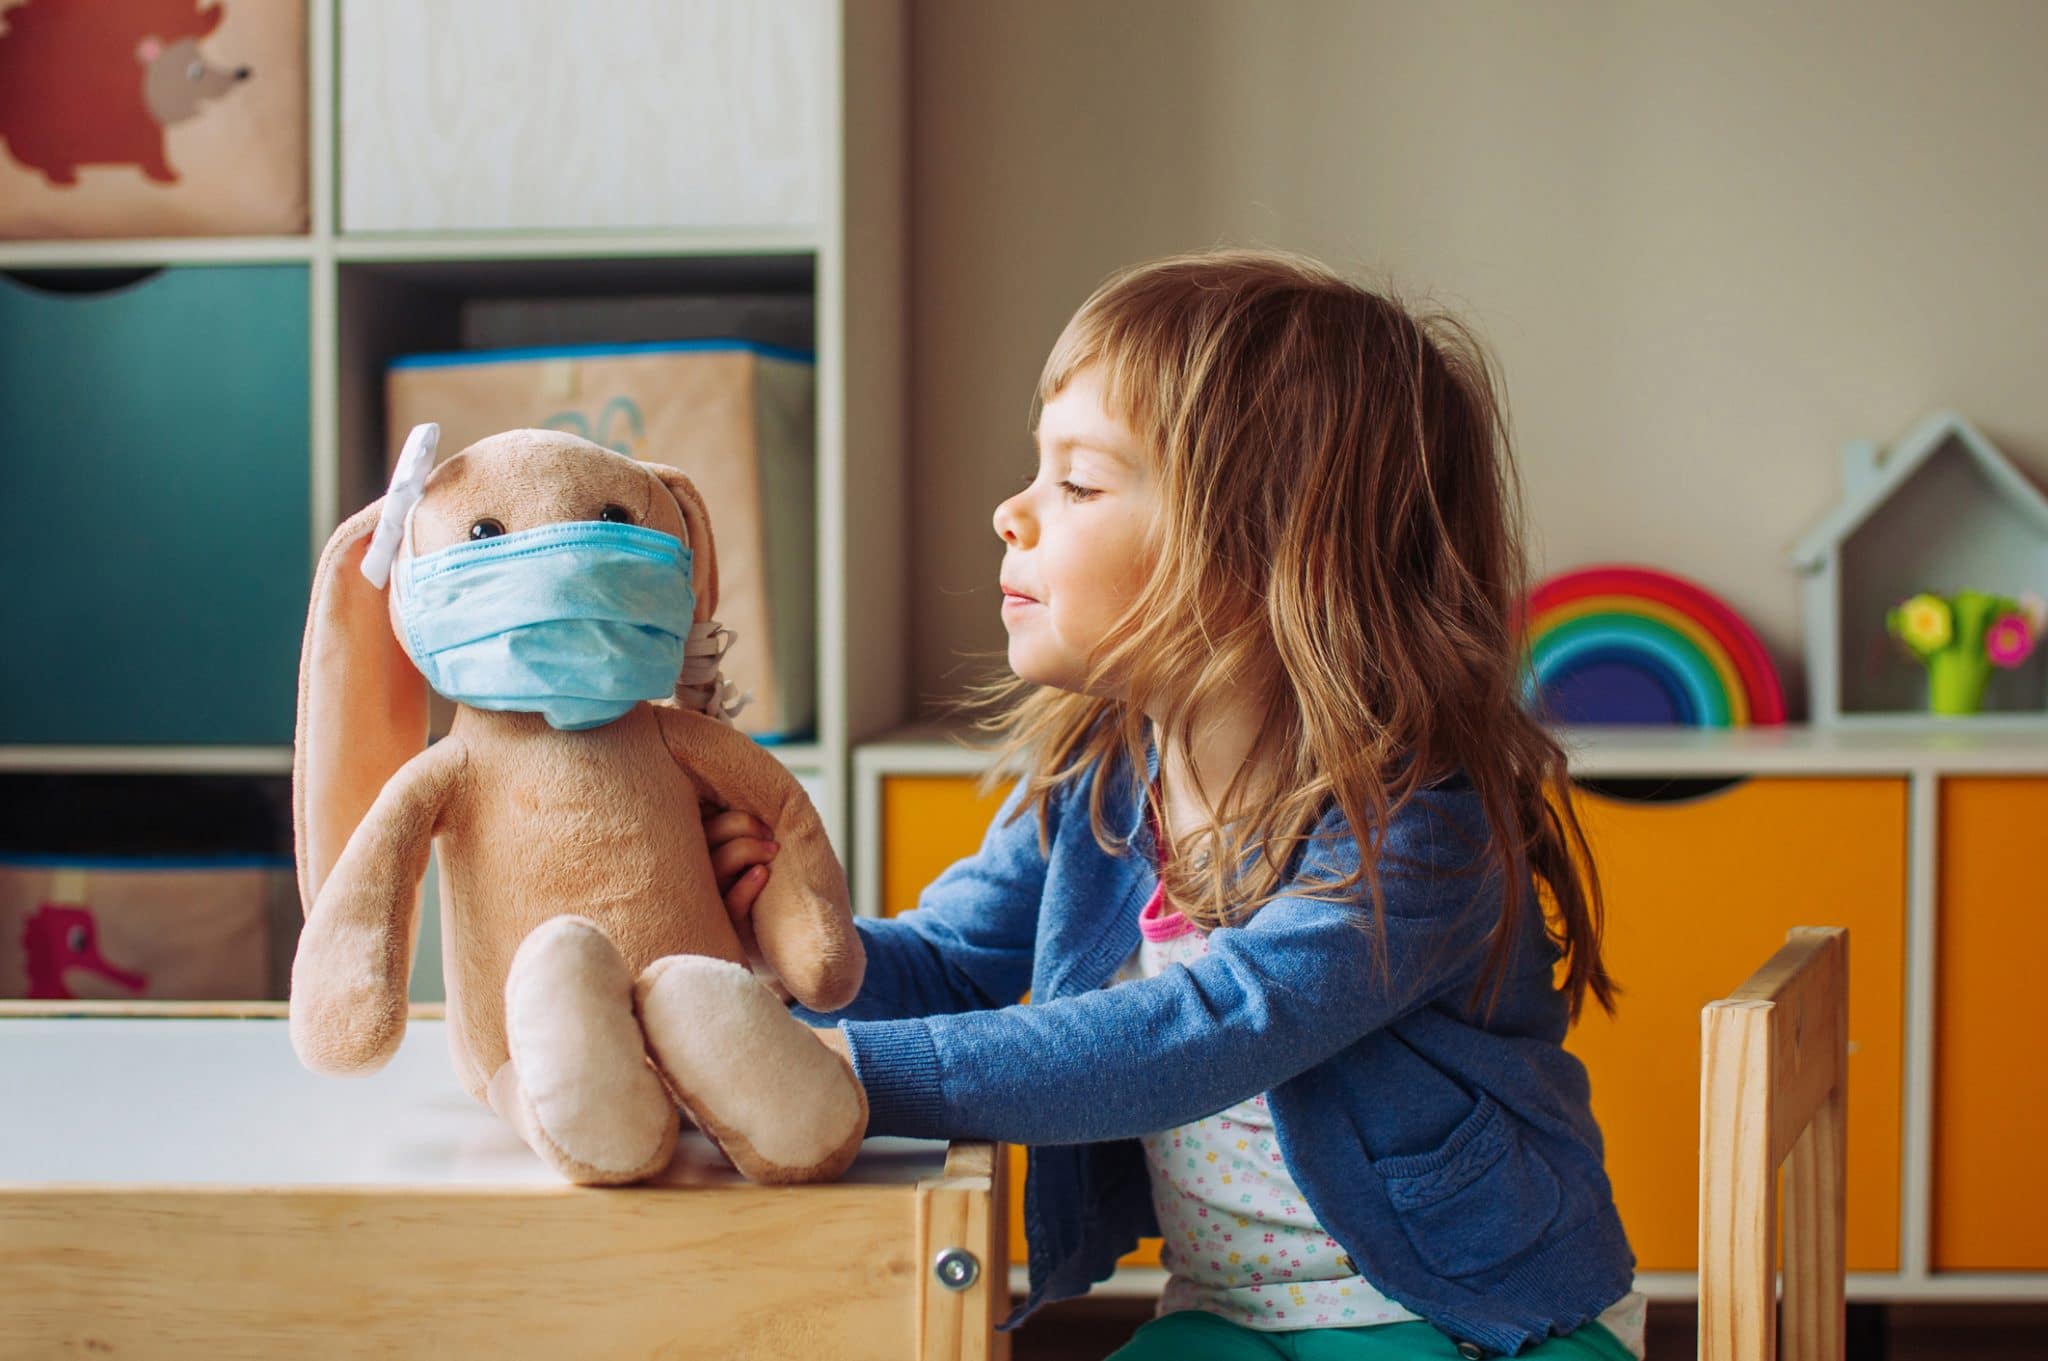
top-left (0, 0), bottom-right (308, 239)
top-left (0, 770), bottom-right (296, 1003)
top-left (0, 855), bottom-right (287, 1001)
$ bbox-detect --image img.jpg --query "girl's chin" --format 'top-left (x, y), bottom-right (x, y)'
top-left (1005, 646), bottom-right (1063, 689)
top-left (1007, 651), bottom-right (1102, 697)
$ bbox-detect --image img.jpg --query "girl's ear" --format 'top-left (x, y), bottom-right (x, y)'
top-left (641, 462), bottom-right (719, 624)
top-left (292, 498), bottom-right (429, 916)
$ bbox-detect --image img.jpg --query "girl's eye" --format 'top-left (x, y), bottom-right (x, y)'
top-left (598, 503), bottom-right (634, 524)
top-left (468, 519), bottom-right (506, 540)
top-left (1059, 480), bottom-right (1101, 502)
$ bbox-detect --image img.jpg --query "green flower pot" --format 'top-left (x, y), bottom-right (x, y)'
top-left (1927, 647), bottom-right (1992, 716)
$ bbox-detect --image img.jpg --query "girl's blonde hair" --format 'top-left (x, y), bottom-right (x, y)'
top-left (960, 246), bottom-right (1615, 1022)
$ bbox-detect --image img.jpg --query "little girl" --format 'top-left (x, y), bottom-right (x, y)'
top-left (708, 248), bottom-right (1644, 1359)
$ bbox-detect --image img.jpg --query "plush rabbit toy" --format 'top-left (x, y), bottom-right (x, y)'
top-left (289, 424), bottom-right (867, 1186)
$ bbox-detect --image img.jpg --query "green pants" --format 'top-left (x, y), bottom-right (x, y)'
top-left (1104, 1311), bottom-right (1635, 1360)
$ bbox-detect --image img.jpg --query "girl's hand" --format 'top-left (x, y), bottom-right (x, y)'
top-left (701, 802), bottom-right (791, 1002)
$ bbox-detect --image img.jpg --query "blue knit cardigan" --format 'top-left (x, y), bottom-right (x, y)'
top-left (795, 734), bottom-right (1636, 1357)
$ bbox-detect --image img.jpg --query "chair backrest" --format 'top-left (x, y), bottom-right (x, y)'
top-left (1698, 926), bottom-right (1849, 1361)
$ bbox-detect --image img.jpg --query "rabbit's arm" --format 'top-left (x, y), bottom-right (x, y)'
top-left (655, 708), bottom-right (863, 1012)
top-left (289, 737), bottom-right (469, 1075)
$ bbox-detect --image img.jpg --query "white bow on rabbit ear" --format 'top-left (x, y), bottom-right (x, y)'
top-left (360, 423), bottom-right (438, 589)
top-left (292, 436), bottom-right (433, 917)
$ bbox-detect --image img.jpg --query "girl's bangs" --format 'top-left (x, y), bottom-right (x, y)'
top-left (1034, 298), bottom-right (1169, 455)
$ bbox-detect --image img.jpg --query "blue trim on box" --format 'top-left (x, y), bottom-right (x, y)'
top-left (388, 338), bottom-right (816, 370)
top-left (0, 853), bottom-right (294, 871)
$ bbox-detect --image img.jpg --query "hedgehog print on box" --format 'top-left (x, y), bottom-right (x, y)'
top-left (0, 0), bottom-right (251, 185)
top-left (0, 0), bottom-right (306, 238)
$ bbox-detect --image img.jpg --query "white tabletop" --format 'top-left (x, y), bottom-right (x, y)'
top-left (0, 1016), bottom-right (947, 1190)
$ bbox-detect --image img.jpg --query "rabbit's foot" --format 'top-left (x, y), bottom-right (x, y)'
top-left (634, 954), bottom-right (868, 1185)
top-left (497, 915), bottom-right (679, 1185)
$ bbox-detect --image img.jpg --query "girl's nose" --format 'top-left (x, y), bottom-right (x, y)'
top-left (993, 491), bottom-right (1032, 547)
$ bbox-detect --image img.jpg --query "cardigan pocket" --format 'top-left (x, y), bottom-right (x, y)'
top-left (1375, 1092), bottom-right (1562, 1279)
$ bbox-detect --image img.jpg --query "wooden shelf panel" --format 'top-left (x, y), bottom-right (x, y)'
top-left (1012, 1265), bottom-right (2048, 1302)
top-left (0, 239), bottom-right (316, 269)
top-left (334, 230), bottom-right (820, 263)
top-left (0, 747), bottom-right (296, 776)
top-left (858, 721), bottom-right (2048, 778)
top-left (0, 741), bottom-right (821, 778)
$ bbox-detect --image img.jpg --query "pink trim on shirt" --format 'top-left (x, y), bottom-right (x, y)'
top-left (1139, 881), bottom-right (1197, 942)
top-left (1140, 796), bottom-right (1199, 942)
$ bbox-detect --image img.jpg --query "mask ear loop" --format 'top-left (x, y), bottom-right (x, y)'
top-left (677, 620), bottom-right (751, 725)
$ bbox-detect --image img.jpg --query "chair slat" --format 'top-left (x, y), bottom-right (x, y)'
top-left (1699, 926), bottom-right (1848, 1361)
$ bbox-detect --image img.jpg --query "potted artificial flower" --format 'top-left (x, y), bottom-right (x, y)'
top-left (1886, 588), bottom-right (2045, 715)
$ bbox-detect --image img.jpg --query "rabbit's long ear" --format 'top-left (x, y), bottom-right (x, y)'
top-left (643, 462), bottom-right (719, 624)
top-left (292, 498), bottom-right (429, 916)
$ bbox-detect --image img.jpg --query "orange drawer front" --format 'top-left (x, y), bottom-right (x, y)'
top-left (880, 775), bottom-right (1162, 1271)
top-left (1561, 776), bottom-right (1907, 1273)
top-left (879, 776), bottom-right (1011, 918)
top-left (1934, 777), bottom-right (2048, 1271)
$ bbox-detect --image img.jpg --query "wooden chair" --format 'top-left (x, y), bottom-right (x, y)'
top-left (1698, 926), bottom-right (1849, 1361)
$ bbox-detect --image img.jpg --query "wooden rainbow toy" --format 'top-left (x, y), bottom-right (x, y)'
top-left (1517, 565), bottom-right (1786, 727)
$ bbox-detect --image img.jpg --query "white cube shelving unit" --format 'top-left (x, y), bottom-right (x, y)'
top-left (0, 0), bottom-right (908, 996)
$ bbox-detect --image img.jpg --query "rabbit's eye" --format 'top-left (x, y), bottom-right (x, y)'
top-left (468, 519), bottom-right (506, 541)
top-left (598, 503), bottom-right (633, 525)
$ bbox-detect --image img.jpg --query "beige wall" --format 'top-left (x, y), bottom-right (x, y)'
top-left (904, 0), bottom-right (2048, 721)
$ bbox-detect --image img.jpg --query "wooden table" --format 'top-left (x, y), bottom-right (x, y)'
top-left (0, 1004), bottom-right (1007, 1360)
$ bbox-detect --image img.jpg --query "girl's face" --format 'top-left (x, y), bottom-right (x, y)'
top-left (992, 365), bottom-right (1159, 694)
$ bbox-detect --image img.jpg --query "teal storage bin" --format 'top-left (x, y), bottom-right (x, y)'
top-left (0, 266), bottom-right (310, 746)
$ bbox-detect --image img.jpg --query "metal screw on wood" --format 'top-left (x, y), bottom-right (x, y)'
top-left (933, 1247), bottom-right (980, 1291)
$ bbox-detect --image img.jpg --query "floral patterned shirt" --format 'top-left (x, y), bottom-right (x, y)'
top-left (1114, 840), bottom-right (1646, 1353)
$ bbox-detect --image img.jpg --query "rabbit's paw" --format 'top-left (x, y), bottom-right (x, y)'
top-left (288, 919), bottom-right (408, 1075)
top-left (634, 954), bottom-right (868, 1185)
top-left (500, 915), bottom-right (679, 1185)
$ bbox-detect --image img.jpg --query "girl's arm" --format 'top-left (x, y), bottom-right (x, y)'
top-left (833, 795), bottom-right (1506, 1143)
top-left (712, 775), bottom-right (1052, 1024)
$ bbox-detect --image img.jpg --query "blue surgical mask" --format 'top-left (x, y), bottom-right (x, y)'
top-left (393, 520), bottom-right (696, 732)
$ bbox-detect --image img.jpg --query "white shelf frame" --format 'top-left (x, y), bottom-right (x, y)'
top-left (857, 720), bottom-right (2048, 1305)
top-left (0, 748), bottom-right (296, 776)
top-left (0, 238), bottom-right (315, 267)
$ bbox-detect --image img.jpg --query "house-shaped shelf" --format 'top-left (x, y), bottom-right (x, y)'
top-left (1790, 410), bottom-right (2048, 725)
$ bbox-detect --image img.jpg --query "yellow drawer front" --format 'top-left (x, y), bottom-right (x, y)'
top-left (1561, 777), bottom-right (1907, 1272)
top-left (879, 775), bottom-right (1163, 1271)
top-left (1934, 777), bottom-right (2048, 1270)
